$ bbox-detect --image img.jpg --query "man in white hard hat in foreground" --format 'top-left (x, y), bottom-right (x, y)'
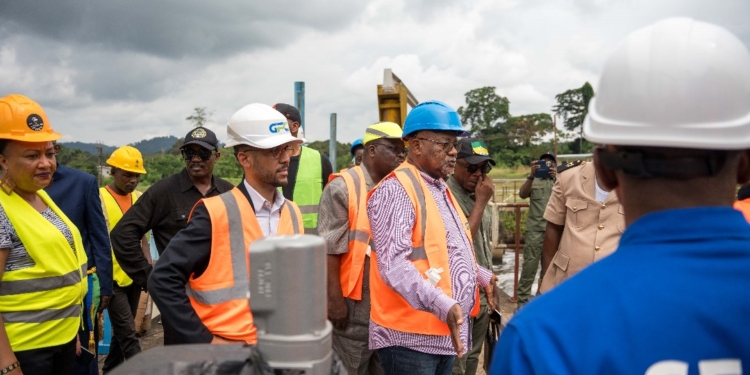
top-left (149, 103), bottom-right (304, 345)
top-left (490, 18), bottom-right (750, 374)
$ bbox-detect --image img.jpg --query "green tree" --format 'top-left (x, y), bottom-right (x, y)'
top-left (457, 86), bottom-right (511, 136)
top-left (552, 82), bottom-right (595, 151)
top-left (306, 140), bottom-right (352, 171)
top-left (56, 146), bottom-right (98, 177)
top-left (186, 107), bottom-right (213, 128)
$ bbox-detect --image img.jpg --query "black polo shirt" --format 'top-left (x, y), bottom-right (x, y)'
top-left (110, 169), bottom-right (234, 289)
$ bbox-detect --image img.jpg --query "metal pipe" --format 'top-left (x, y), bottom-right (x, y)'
top-left (329, 113), bottom-right (337, 168)
top-left (294, 82), bottom-right (305, 135)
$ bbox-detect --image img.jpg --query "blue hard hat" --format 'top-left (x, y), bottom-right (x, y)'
top-left (402, 101), bottom-right (468, 138)
top-left (350, 138), bottom-right (364, 155)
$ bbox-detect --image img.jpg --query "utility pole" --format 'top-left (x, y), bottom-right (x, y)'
top-left (329, 113), bottom-right (337, 169)
top-left (95, 142), bottom-right (103, 187)
top-left (294, 82), bottom-right (305, 135)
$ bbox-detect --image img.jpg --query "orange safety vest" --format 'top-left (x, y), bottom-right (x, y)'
top-left (367, 161), bottom-right (480, 336)
top-left (328, 166), bottom-right (370, 301)
top-left (185, 187), bottom-right (303, 344)
top-left (734, 199), bottom-right (750, 223)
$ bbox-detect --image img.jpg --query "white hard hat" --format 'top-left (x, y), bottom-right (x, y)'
top-left (584, 18), bottom-right (750, 149)
top-left (226, 103), bottom-right (304, 149)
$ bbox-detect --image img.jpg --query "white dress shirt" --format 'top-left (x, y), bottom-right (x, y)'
top-left (243, 179), bottom-right (285, 237)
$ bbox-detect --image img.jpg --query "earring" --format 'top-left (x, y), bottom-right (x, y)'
top-left (0, 172), bottom-right (15, 195)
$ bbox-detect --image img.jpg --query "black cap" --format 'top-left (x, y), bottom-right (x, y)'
top-left (739, 184), bottom-right (750, 201)
top-left (273, 103), bottom-right (301, 124)
top-left (540, 151), bottom-right (556, 162)
top-left (457, 138), bottom-right (496, 166)
top-left (182, 127), bottom-right (218, 151)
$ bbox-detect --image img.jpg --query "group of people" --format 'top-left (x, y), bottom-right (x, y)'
top-left (1, 16), bottom-right (749, 375)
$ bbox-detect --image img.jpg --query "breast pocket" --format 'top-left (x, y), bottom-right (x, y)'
top-left (565, 198), bottom-right (588, 228)
top-left (171, 207), bottom-right (190, 224)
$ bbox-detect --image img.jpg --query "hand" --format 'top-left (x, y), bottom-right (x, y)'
top-left (549, 166), bottom-right (557, 179)
top-left (327, 296), bottom-right (349, 331)
top-left (98, 295), bottom-right (111, 314)
top-left (529, 162), bottom-right (540, 178)
top-left (76, 334), bottom-right (81, 356)
top-left (484, 274), bottom-right (498, 312)
top-left (446, 304), bottom-right (464, 358)
top-left (211, 335), bottom-right (243, 345)
top-left (474, 174), bottom-right (495, 204)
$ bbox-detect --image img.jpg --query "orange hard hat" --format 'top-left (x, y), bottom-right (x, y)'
top-left (106, 146), bottom-right (147, 174)
top-left (0, 94), bottom-right (61, 142)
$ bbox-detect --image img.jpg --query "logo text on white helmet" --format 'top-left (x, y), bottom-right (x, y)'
top-left (269, 122), bottom-right (288, 134)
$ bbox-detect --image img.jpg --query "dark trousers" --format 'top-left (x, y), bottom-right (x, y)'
top-left (71, 327), bottom-right (99, 375)
top-left (102, 283), bottom-right (142, 373)
top-left (14, 337), bottom-right (76, 375)
top-left (378, 346), bottom-right (455, 375)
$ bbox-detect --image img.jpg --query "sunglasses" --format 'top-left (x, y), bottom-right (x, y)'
top-left (370, 142), bottom-right (407, 155)
top-left (459, 161), bottom-right (492, 174)
top-left (415, 138), bottom-right (461, 153)
top-left (181, 148), bottom-right (215, 161)
top-left (243, 145), bottom-right (294, 160)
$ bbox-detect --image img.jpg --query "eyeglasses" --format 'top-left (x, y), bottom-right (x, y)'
top-left (370, 142), bottom-right (407, 156)
top-left (415, 138), bottom-right (461, 153)
top-left (243, 145), bottom-right (294, 160)
top-left (181, 148), bottom-right (215, 161)
top-left (458, 161), bottom-right (492, 174)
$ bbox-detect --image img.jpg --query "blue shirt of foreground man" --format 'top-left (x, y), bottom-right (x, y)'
top-left (491, 18), bottom-right (750, 374)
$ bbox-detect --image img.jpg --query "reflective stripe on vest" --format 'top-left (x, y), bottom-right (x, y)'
top-left (0, 189), bottom-right (87, 352)
top-left (367, 161), bottom-right (479, 336)
top-left (100, 188), bottom-right (140, 287)
top-left (186, 187), bottom-right (303, 344)
top-left (328, 166), bottom-right (371, 300)
top-left (293, 146), bottom-right (323, 233)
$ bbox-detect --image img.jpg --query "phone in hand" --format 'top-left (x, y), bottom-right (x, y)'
top-left (534, 160), bottom-right (551, 179)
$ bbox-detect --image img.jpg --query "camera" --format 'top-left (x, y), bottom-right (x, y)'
top-left (534, 160), bottom-right (551, 179)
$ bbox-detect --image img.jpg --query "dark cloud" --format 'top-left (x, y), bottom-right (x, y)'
top-left (0, 1), bottom-right (367, 59)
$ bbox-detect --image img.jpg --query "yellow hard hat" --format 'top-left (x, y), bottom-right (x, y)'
top-left (363, 121), bottom-right (403, 145)
top-left (106, 146), bottom-right (147, 174)
top-left (0, 94), bottom-right (61, 143)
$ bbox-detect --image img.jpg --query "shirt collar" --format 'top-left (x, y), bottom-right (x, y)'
top-left (418, 170), bottom-right (448, 191)
top-left (446, 175), bottom-right (472, 201)
top-left (358, 163), bottom-right (375, 190)
top-left (179, 168), bottom-right (218, 194)
top-left (243, 179), bottom-right (285, 213)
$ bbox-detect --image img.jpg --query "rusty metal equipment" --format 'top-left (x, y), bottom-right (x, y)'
top-left (495, 203), bottom-right (529, 303)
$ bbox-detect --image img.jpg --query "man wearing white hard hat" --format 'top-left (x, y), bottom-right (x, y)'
top-left (149, 103), bottom-right (304, 345)
top-left (490, 18), bottom-right (750, 374)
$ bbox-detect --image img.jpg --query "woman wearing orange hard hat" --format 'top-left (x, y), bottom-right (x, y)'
top-left (0, 94), bottom-right (88, 375)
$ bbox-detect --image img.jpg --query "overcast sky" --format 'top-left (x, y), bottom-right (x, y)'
top-left (1, 0), bottom-right (748, 147)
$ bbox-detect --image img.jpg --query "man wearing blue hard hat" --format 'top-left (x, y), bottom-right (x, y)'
top-left (367, 101), bottom-right (498, 375)
top-left (350, 138), bottom-right (364, 168)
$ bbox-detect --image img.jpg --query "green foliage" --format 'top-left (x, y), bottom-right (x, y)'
top-left (457, 87), bottom-right (555, 168)
top-left (499, 208), bottom-right (528, 243)
top-left (213, 148), bottom-right (244, 180)
top-left (56, 146), bottom-right (98, 177)
top-left (306, 140), bottom-right (353, 171)
top-left (457, 86), bottom-right (511, 136)
top-left (186, 107), bottom-right (213, 128)
top-left (552, 82), bottom-right (595, 150)
top-left (141, 153), bottom-right (184, 185)
top-left (130, 136), bottom-right (179, 154)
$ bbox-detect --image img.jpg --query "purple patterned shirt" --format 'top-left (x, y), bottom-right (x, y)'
top-left (367, 169), bottom-right (492, 355)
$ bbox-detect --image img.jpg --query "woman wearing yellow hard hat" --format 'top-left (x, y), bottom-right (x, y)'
top-left (0, 94), bottom-right (88, 375)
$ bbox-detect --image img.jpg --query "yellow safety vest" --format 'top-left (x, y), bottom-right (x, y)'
top-left (100, 188), bottom-right (141, 287)
top-left (293, 146), bottom-right (323, 234)
top-left (0, 189), bottom-right (87, 352)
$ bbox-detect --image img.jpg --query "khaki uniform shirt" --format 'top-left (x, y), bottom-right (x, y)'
top-left (526, 178), bottom-right (555, 232)
top-left (540, 162), bottom-right (624, 293)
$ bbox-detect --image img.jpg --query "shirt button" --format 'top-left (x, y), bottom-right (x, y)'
top-left (573, 206), bottom-right (577, 210)
top-left (601, 204), bottom-right (606, 209)
top-left (595, 245), bottom-right (601, 251)
top-left (598, 224), bottom-right (604, 230)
